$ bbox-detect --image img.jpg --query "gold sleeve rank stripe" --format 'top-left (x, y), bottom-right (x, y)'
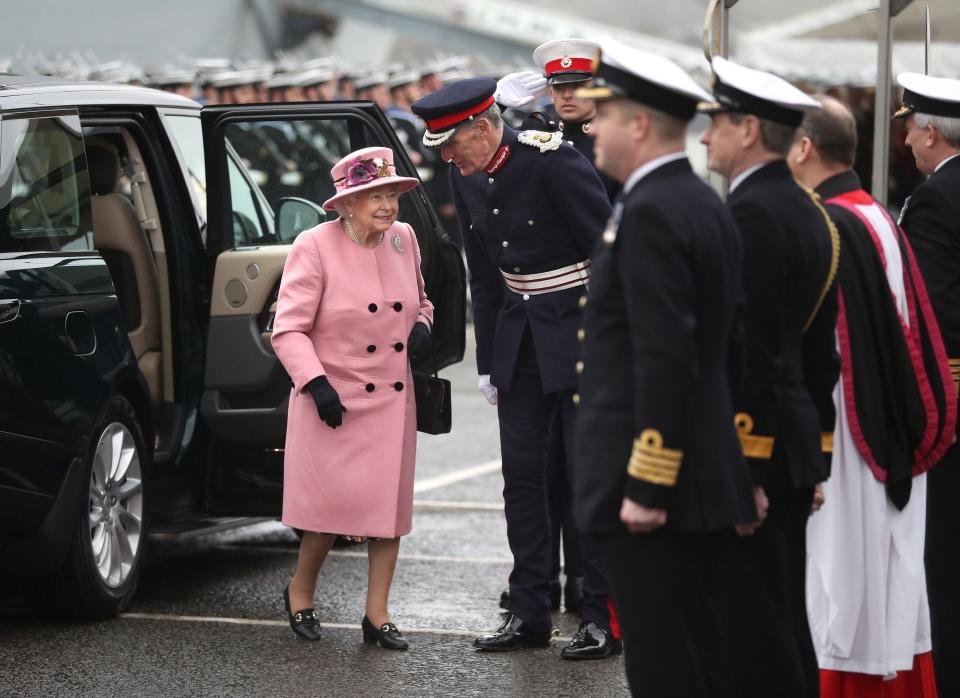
top-left (821, 432), bottom-right (834, 454)
top-left (734, 412), bottom-right (775, 459)
top-left (626, 428), bottom-right (683, 487)
top-left (949, 358), bottom-right (960, 394)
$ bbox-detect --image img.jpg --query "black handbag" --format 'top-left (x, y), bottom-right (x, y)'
top-left (413, 351), bottom-right (451, 434)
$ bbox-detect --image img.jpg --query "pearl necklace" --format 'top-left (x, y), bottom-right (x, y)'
top-left (344, 217), bottom-right (384, 248)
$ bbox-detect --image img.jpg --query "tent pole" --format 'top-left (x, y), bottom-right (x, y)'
top-left (872, 0), bottom-right (894, 207)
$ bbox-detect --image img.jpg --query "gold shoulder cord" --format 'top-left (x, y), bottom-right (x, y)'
top-left (801, 187), bottom-right (841, 332)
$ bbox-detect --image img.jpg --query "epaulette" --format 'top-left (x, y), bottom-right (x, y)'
top-left (517, 130), bottom-right (564, 153)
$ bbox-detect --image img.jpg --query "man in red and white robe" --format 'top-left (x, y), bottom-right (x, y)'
top-left (789, 96), bottom-right (955, 697)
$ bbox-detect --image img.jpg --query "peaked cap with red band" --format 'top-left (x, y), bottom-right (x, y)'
top-left (533, 39), bottom-right (600, 86)
top-left (411, 77), bottom-right (497, 148)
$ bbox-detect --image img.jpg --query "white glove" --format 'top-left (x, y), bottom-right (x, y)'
top-left (494, 71), bottom-right (547, 109)
top-left (479, 374), bottom-right (498, 405)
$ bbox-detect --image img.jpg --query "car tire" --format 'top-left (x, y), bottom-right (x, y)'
top-left (34, 394), bottom-right (150, 619)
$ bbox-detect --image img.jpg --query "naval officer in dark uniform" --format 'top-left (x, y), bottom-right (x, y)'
top-left (411, 79), bottom-right (617, 657)
top-left (573, 42), bottom-right (756, 696)
top-left (895, 72), bottom-right (960, 697)
top-left (699, 57), bottom-right (840, 698)
top-left (497, 39), bottom-right (621, 202)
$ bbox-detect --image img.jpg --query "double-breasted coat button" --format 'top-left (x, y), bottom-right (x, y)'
top-left (368, 303), bottom-right (378, 312)
top-left (578, 295), bottom-right (588, 308)
top-left (492, 208), bottom-right (500, 215)
top-left (522, 294), bottom-right (530, 301)
top-left (393, 382), bottom-right (404, 391)
top-left (502, 241), bottom-right (509, 248)
top-left (365, 383), bottom-right (375, 392)
top-left (577, 328), bottom-right (585, 342)
top-left (575, 360), bottom-right (584, 375)
top-left (367, 344), bottom-right (377, 353)
top-left (572, 393), bottom-right (581, 406)
top-left (393, 302), bottom-right (403, 312)
top-left (394, 342), bottom-right (404, 351)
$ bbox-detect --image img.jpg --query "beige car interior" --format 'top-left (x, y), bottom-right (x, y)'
top-left (86, 133), bottom-right (173, 411)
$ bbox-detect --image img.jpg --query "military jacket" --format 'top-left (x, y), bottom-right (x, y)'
top-left (728, 160), bottom-right (839, 490)
top-left (900, 154), bottom-right (960, 412)
top-left (573, 158), bottom-right (755, 532)
top-left (450, 126), bottom-right (610, 393)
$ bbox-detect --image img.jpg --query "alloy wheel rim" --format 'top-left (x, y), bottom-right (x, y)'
top-left (87, 422), bottom-right (143, 588)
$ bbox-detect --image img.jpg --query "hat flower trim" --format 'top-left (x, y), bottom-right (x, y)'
top-left (339, 157), bottom-right (394, 188)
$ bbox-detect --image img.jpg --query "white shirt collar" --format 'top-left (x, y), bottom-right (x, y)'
top-left (729, 161), bottom-right (776, 194)
top-left (623, 151), bottom-right (687, 195)
top-left (935, 153), bottom-right (960, 172)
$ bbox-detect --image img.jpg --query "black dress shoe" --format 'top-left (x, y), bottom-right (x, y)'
top-left (283, 585), bottom-right (322, 641)
top-left (362, 615), bottom-right (409, 650)
top-left (563, 576), bottom-right (583, 613)
top-left (498, 579), bottom-right (561, 613)
top-left (560, 621), bottom-right (622, 660)
top-left (474, 613), bottom-right (552, 652)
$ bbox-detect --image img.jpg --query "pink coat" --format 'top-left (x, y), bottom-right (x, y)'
top-left (271, 220), bottom-right (433, 538)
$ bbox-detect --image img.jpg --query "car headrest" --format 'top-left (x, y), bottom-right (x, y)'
top-left (85, 139), bottom-right (121, 196)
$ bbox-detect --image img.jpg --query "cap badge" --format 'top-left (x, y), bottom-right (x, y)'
top-left (560, 56), bottom-right (573, 69)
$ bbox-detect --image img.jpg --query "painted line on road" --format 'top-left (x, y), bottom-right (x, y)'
top-left (216, 544), bottom-right (512, 565)
top-left (119, 612), bottom-right (572, 642)
top-left (413, 459), bottom-right (502, 493)
top-left (413, 499), bottom-right (503, 511)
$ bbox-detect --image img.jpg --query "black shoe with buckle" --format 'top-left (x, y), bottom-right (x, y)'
top-left (474, 613), bottom-right (552, 652)
top-left (560, 621), bottom-right (622, 660)
top-left (362, 615), bottom-right (409, 650)
top-left (283, 585), bottom-right (322, 641)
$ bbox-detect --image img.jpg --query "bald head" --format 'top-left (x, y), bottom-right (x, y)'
top-left (799, 95), bottom-right (858, 169)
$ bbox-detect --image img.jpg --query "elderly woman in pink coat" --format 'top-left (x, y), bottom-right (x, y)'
top-left (271, 146), bottom-right (433, 649)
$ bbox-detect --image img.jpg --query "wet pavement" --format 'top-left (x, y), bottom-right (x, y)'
top-left (0, 332), bottom-right (630, 697)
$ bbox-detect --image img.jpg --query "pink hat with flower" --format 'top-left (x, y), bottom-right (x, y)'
top-left (322, 146), bottom-right (419, 211)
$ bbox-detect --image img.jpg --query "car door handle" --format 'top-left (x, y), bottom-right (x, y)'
top-left (0, 299), bottom-right (20, 324)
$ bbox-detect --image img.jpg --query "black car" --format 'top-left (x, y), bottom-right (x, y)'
top-left (0, 75), bottom-right (465, 617)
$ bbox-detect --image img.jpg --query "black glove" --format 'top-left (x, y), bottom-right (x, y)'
top-left (406, 322), bottom-right (432, 362)
top-left (304, 375), bottom-right (347, 428)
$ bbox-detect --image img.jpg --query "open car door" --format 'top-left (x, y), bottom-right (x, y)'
top-left (199, 102), bottom-right (465, 515)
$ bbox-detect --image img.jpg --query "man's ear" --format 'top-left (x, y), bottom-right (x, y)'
top-left (926, 123), bottom-right (939, 149)
top-left (741, 115), bottom-right (761, 149)
top-left (795, 136), bottom-right (814, 164)
top-left (473, 117), bottom-right (490, 137)
top-left (633, 108), bottom-right (651, 144)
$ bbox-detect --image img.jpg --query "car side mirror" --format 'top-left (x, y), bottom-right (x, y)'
top-left (276, 197), bottom-right (327, 242)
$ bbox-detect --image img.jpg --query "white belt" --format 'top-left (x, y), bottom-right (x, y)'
top-left (501, 261), bottom-right (591, 295)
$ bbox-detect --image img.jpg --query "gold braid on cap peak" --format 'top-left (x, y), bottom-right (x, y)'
top-left (735, 413), bottom-right (775, 459)
top-left (627, 429), bottom-right (683, 486)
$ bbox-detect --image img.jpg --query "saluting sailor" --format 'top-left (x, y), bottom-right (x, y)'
top-left (895, 72), bottom-right (960, 696)
top-left (411, 79), bottom-right (617, 657)
top-left (699, 58), bottom-right (840, 697)
top-left (496, 39), bottom-right (621, 201)
top-left (572, 42), bottom-right (756, 696)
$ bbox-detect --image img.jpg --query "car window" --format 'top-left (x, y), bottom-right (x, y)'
top-left (225, 116), bottom-right (426, 250)
top-left (0, 114), bottom-right (93, 253)
top-left (164, 114), bottom-right (207, 217)
top-left (227, 144), bottom-right (270, 246)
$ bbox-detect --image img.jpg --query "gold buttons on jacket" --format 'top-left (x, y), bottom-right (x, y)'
top-left (577, 328), bottom-right (585, 342)
top-left (572, 393), bottom-right (581, 406)
top-left (578, 295), bottom-right (587, 309)
top-left (575, 361), bottom-right (584, 375)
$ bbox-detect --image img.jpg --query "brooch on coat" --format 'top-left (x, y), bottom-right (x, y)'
top-left (392, 233), bottom-right (405, 254)
top-left (517, 130), bottom-right (564, 153)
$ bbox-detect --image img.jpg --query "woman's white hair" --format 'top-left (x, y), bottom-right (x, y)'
top-left (915, 112), bottom-right (960, 148)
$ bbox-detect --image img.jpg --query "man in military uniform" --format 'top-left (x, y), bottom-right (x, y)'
top-left (412, 78), bottom-right (617, 657)
top-left (895, 72), bottom-right (960, 696)
top-left (573, 42), bottom-right (756, 696)
top-left (496, 39), bottom-right (620, 201)
top-left (699, 58), bottom-right (839, 697)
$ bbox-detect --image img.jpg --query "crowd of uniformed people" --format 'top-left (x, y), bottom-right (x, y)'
top-left (9, 34), bottom-right (960, 698)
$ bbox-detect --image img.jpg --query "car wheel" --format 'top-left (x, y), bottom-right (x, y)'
top-left (36, 395), bottom-right (149, 619)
